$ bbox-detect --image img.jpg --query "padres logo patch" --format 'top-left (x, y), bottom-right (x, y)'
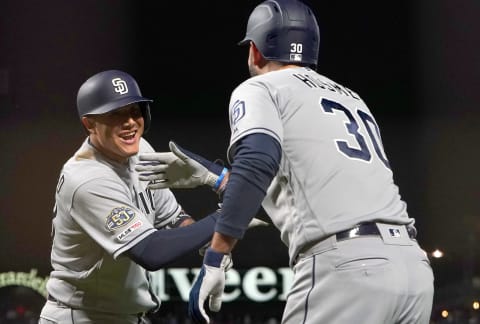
top-left (231, 100), bottom-right (246, 125)
top-left (105, 207), bottom-right (136, 231)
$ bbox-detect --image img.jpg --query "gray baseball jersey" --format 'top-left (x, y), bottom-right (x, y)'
top-left (228, 67), bottom-right (411, 265)
top-left (45, 137), bottom-right (181, 315)
top-left (227, 67), bottom-right (433, 323)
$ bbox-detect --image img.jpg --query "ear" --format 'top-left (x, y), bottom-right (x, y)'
top-left (250, 42), bottom-right (268, 70)
top-left (81, 116), bottom-right (95, 134)
top-left (250, 42), bottom-right (266, 67)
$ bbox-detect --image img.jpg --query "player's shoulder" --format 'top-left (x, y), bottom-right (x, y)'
top-left (303, 69), bottom-right (363, 100)
top-left (57, 158), bottom-right (127, 207)
top-left (59, 140), bottom-right (121, 187)
top-left (60, 158), bottom-right (116, 190)
top-left (233, 67), bottom-right (316, 92)
top-left (230, 67), bottom-right (311, 104)
top-left (231, 72), bottom-right (273, 99)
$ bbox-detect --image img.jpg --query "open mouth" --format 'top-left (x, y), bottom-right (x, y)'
top-left (120, 131), bottom-right (137, 142)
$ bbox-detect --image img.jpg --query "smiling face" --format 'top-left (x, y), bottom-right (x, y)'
top-left (81, 103), bottom-right (144, 163)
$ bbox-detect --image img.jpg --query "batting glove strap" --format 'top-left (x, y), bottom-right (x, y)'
top-left (205, 171), bottom-right (220, 188)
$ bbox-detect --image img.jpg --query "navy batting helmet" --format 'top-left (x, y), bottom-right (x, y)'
top-left (76, 70), bottom-right (153, 132)
top-left (238, 0), bottom-right (320, 68)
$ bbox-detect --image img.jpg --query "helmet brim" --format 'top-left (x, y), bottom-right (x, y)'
top-left (237, 38), bottom-right (251, 46)
top-left (84, 96), bottom-right (153, 116)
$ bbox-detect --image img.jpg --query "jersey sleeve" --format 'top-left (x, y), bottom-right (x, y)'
top-left (151, 189), bottom-right (183, 229)
top-left (71, 177), bottom-right (156, 259)
top-left (227, 80), bottom-right (283, 163)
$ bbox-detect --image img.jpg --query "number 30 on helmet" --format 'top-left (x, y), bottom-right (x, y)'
top-left (238, 0), bottom-right (320, 69)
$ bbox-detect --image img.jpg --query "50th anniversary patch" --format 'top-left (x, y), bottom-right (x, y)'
top-left (105, 206), bottom-right (136, 231)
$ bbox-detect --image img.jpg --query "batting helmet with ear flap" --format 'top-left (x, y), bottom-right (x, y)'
top-left (76, 70), bottom-right (153, 132)
top-left (238, 0), bottom-right (320, 68)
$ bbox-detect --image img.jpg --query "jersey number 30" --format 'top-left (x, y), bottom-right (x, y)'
top-left (322, 98), bottom-right (390, 169)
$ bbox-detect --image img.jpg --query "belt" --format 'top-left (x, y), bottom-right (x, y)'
top-left (335, 222), bottom-right (415, 241)
top-left (293, 222), bottom-right (415, 266)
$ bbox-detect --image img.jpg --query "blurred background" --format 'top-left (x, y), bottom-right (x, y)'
top-left (0, 0), bottom-right (479, 323)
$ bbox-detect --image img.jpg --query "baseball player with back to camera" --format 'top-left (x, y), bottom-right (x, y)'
top-left (136, 0), bottom-right (435, 323)
top-left (38, 70), bottom-right (265, 324)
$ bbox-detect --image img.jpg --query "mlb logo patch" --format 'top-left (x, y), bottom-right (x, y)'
top-left (117, 220), bottom-right (143, 241)
top-left (290, 53), bottom-right (302, 62)
top-left (388, 228), bottom-right (401, 238)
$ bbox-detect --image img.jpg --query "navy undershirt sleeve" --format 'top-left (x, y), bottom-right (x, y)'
top-left (216, 133), bottom-right (281, 239)
top-left (127, 212), bottom-right (218, 271)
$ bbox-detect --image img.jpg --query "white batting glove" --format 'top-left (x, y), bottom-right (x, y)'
top-left (135, 141), bottom-right (227, 190)
top-left (188, 248), bottom-right (232, 324)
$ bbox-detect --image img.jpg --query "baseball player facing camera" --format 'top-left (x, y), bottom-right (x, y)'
top-left (135, 0), bottom-right (435, 323)
top-left (39, 70), bottom-right (241, 323)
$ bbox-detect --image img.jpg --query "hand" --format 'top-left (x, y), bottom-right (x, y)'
top-left (135, 141), bottom-right (227, 190)
top-left (189, 248), bottom-right (232, 324)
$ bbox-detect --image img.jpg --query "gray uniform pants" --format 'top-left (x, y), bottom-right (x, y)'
top-left (39, 300), bottom-right (150, 324)
top-left (282, 224), bottom-right (434, 324)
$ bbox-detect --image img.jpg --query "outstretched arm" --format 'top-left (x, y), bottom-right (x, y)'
top-left (126, 212), bottom-right (219, 271)
top-left (188, 133), bottom-right (281, 323)
top-left (135, 134), bottom-right (280, 323)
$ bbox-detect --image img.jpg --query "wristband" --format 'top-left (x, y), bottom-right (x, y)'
top-left (204, 247), bottom-right (231, 268)
top-left (213, 167), bottom-right (228, 191)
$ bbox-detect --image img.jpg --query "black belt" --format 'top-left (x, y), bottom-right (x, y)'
top-left (293, 223), bottom-right (415, 265)
top-left (335, 222), bottom-right (415, 241)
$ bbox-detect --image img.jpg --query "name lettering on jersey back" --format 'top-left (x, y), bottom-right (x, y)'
top-left (292, 73), bottom-right (360, 100)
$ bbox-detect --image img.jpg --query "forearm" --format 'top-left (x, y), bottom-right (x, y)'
top-left (215, 170), bottom-right (267, 239)
top-left (214, 134), bottom-right (281, 240)
top-left (127, 212), bottom-right (218, 271)
top-left (178, 217), bottom-right (195, 227)
top-left (210, 231), bottom-right (238, 254)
